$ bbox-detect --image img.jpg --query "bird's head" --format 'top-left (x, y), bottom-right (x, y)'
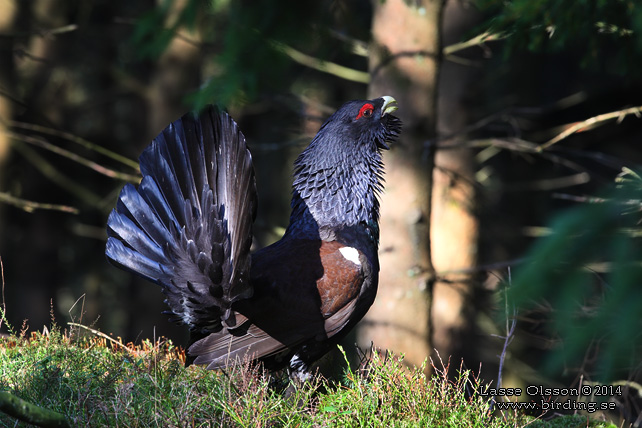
top-left (309, 96), bottom-right (401, 155)
top-left (288, 96), bottom-right (402, 241)
top-left (293, 96), bottom-right (401, 175)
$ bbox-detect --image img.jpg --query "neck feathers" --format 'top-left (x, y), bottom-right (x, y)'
top-left (285, 144), bottom-right (384, 244)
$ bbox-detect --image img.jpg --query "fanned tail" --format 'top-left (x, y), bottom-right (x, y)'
top-left (106, 105), bottom-right (257, 333)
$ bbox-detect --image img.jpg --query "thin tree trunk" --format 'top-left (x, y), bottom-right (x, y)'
top-left (0, 0), bottom-right (18, 241)
top-left (359, 0), bottom-right (445, 370)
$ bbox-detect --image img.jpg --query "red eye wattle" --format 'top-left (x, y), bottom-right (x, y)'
top-left (356, 103), bottom-right (374, 120)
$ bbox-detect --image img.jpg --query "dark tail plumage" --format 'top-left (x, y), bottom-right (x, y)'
top-left (106, 106), bottom-right (257, 334)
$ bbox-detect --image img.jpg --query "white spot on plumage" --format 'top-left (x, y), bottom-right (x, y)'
top-left (339, 246), bottom-right (361, 265)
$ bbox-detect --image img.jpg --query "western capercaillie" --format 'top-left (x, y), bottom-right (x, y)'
top-left (106, 97), bottom-right (401, 378)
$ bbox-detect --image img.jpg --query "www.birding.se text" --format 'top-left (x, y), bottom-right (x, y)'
top-left (494, 400), bottom-right (616, 413)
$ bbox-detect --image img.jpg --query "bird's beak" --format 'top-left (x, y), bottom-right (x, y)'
top-left (381, 96), bottom-right (398, 116)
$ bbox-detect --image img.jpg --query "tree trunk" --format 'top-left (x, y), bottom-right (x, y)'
top-left (0, 0), bottom-right (18, 242)
top-left (432, 0), bottom-right (480, 366)
top-left (359, 0), bottom-right (445, 369)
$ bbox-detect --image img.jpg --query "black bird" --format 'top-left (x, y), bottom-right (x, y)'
top-left (106, 97), bottom-right (401, 378)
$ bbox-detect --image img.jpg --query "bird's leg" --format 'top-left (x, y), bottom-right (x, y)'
top-left (287, 354), bottom-right (312, 385)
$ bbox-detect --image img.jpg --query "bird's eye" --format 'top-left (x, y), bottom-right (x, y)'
top-left (356, 103), bottom-right (374, 120)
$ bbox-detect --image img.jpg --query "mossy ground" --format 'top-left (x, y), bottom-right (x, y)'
top-left (0, 323), bottom-right (618, 427)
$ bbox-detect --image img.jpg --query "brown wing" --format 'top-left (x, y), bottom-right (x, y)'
top-left (188, 238), bottom-right (366, 369)
top-left (316, 241), bottom-right (363, 316)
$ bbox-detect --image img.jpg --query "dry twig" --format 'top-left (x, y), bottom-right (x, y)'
top-left (9, 120), bottom-right (140, 171)
top-left (4, 130), bottom-right (140, 183)
top-left (538, 105), bottom-right (642, 151)
top-left (0, 192), bottom-right (78, 214)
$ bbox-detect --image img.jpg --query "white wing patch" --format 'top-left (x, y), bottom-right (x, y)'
top-left (339, 246), bottom-right (361, 266)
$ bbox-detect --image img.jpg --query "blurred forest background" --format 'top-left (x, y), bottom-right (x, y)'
top-left (1, 0), bottom-right (642, 424)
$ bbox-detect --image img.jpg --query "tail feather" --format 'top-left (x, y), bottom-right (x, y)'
top-left (112, 183), bottom-right (174, 253)
top-left (106, 105), bottom-right (257, 333)
top-left (200, 107), bottom-right (257, 302)
top-left (139, 139), bottom-right (190, 228)
top-left (105, 238), bottom-right (168, 282)
top-left (137, 176), bottom-right (181, 239)
top-left (107, 206), bottom-right (165, 263)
